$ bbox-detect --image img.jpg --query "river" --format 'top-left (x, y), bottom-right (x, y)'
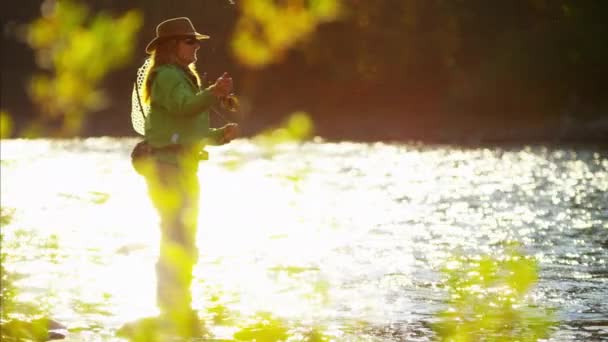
top-left (1, 138), bottom-right (607, 341)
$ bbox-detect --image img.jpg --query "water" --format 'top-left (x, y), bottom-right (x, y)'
top-left (1, 137), bottom-right (607, 341)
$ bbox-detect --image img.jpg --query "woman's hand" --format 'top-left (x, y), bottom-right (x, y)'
top-left (210, 72), bottom-right (233, 98)
top-left (221, 123), bottom-right (239, 144)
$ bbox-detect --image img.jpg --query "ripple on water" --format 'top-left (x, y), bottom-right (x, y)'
top-left (0, 138), bottom-right (606, 341)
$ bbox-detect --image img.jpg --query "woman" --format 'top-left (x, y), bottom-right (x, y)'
top-left (133, 17), bottom-right (237, 336)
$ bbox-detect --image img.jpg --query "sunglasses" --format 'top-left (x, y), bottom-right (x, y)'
top-left (181, 37), bottom-right (199, 45)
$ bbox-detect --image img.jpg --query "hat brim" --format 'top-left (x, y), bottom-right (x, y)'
top-left (145, 32), bottom-right (210, 54)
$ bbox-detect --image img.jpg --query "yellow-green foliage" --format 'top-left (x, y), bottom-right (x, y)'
top-left (254, 111), bottom-right (315, 144)
top-left (26, 0), bottom-right (142, 136)
top-left (234, 312), bottom-right (289, 341)
top-left (232, 0), bottom-right (340, 68)
top-left (232, 312), bottom-right (332, 341)
top-left (0, 110), bottom-right (13, 138)
top-left (434, 244), bottom-right (555, 341)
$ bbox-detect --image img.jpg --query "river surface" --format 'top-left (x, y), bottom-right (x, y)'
top-left (1, 138), bottom-right (607, 341)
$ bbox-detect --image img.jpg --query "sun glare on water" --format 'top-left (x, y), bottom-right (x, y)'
top-left (1, 138), bottom-right (606, 340)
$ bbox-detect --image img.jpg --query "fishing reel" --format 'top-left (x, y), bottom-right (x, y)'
top-left (220, 94), bottom-right (240, 112)
top-left (202, 72), bottom-right (240, 112)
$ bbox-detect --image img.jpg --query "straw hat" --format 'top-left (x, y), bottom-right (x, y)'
top-left (145, 17), bottom-right (210, 54)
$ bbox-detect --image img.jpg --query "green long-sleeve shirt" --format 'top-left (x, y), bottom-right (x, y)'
top-left (144, 64), bottom-right (224, 166)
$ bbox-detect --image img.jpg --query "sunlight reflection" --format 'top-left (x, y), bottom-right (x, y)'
top-left (1, 139), bottom-right (606, 340)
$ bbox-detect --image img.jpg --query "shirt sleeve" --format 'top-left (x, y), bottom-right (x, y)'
top-left (153, 67), bottom-right (218, 117)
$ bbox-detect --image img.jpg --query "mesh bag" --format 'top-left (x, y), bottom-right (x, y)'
top-left (131, 58), bottom-right (152, 136)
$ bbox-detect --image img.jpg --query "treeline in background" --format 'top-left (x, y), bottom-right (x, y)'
top-left (2, 0), bottom-right (607, 142)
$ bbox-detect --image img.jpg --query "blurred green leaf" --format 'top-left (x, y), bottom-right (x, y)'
top-left (254, 111), bottom-right (315, 145)
top-left (0, 111), bottom-right (13, 138)
top-left (232, 0), bottom-right (340, 68)
top-left (433, 244), bottom-right (556, 341)
top-left (25, 0), bottom-right (142, 137)
top-left (234, 311), bottom-right (289, 341)
top-left (0, 207), bottom-right (15, 226)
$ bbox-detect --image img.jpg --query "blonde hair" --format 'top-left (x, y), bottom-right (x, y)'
top-left (142, 38), bottom-right (202, 103)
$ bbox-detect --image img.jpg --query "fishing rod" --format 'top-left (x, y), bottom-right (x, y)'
top-left (209, 0), bottom-right (241, 124)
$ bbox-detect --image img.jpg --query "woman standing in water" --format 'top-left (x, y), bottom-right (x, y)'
top-left (129, 17), bottom-right (238, 337)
